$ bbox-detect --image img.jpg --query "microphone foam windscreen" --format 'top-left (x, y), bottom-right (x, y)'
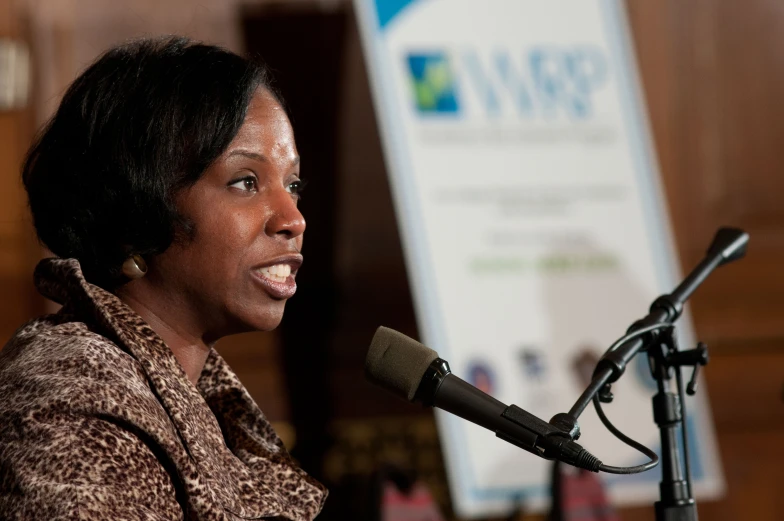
top-left (365, 326), bottom-right (439, 402)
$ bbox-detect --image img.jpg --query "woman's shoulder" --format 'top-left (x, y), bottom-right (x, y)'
top-left (2, 313), bottom-right (145, 381)
top-left (0, 315), bottom-right (184, 520)
top-left (0, 313), bottom-right (157, 418)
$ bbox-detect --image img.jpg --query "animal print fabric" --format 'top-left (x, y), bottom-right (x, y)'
top-left (0, 258), bottom-right (326, 520)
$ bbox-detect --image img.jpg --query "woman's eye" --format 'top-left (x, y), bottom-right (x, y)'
top-left (286, 178), bottom-right (308, 198)
top-left (228, 175), bottom-right (258, 193)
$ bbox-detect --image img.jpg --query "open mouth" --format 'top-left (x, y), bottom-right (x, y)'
top-left (251, 258), bottom-right (301, 300)
top-left (255, 263), bottom-right (292, 283)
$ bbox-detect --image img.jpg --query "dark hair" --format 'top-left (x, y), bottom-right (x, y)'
top-left (23, 36), bottom-right (278, 288)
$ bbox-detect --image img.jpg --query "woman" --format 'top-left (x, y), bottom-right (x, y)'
top-left (0, 37), bottom-right (326, 520)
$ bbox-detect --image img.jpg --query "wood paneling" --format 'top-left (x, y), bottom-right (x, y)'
top-left (705, 345), bottom-right (784, 430)
top-left (619, 2), bottom-right (784, 520)
top-left (628, 0), bottom-right (784, 341)
top-left (215, 332), bottom-right (289, 422)
top-left (0, 0), bottom-right (40, 346)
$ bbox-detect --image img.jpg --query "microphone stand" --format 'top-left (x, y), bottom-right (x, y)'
top-left (498, 227), bottom-right (748, 521)
top-left (647, 326), bottom-right (707, 520)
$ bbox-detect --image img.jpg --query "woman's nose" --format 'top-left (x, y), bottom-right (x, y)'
top-left (265, 189), bottom-right (306, 239)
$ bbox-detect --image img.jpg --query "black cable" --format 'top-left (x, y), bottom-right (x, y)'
top-left (593, 395), bottom-right (659, 474)
top-left (605, 322), bottom-right (674, 354)
top-left (564, 322), bottom-right (675, 474)
top-left (567, 367), bottom-right (613, 419)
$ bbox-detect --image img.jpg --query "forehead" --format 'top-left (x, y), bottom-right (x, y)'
top-left (226, 89), bottom-right (297, 159)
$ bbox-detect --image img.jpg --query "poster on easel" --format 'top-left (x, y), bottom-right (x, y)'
top-left (353, 0), bottom-right (725, 517)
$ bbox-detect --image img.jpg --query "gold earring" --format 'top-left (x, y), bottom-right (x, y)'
top-left (122, 254), bottom-right (148, 280)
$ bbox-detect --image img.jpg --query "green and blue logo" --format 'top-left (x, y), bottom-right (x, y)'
top-left (405, 47), bottom-right (609, 120)
top-left (406, 53), bottom-right (460, 114)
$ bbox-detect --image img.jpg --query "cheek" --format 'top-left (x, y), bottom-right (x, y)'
top-left (189, 205), bottom-right (263, 266)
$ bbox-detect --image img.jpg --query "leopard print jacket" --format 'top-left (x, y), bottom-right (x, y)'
top-left (0, 258), bottom-right (326, 520)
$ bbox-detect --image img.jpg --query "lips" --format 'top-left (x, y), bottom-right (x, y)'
top-left (251, 255), bottom-right (302, 300)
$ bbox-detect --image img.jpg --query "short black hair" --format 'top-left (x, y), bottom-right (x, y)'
top-left (23, 36), bottom-right (278, 288)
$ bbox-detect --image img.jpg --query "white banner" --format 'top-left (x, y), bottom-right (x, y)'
top-left (353, 0), bottom-right (724, 517)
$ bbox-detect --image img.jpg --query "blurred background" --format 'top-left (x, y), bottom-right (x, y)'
top-left (1, 1), bottom-right (783, 520)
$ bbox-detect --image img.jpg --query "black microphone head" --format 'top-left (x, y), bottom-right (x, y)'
top-left (365, 326), bottom-right (439, 402)
top-left (707, 227), bottom-right (749, 266)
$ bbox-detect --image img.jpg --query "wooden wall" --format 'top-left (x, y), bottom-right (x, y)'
top-left (0, 0), bottom-right (40, 343)
top-left (624, 2), bottom-right (784, 519)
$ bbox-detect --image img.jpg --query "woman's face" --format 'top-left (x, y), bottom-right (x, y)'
top-left (147, 89), bottom-right (305, 338)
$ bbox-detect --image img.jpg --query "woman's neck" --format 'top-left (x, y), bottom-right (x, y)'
top-left (115, 284), bottom-right (213, 385)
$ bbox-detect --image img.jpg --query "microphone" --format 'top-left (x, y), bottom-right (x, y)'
top-left (365, 327), bottom-right (602, 472)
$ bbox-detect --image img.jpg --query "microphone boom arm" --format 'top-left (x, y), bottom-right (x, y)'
top-left (551, 227), bottom-right (748, 520)
top-left (568, 227), bottom-right (748, 422)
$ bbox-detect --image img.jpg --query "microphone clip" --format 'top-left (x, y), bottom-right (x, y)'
top-left (500, 405), bottom-right (602, 472)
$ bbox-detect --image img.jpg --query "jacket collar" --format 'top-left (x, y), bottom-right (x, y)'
top-left (35, 257), bottom-right (326, 520)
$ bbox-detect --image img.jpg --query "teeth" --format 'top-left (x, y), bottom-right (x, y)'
top-left (257, 264), bottom-right (292, 283)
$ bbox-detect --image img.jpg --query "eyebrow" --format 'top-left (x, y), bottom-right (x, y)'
top-left (227, 149), bottom-right (301, 166)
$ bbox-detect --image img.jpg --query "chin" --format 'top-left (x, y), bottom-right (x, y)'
top-left (223, 292), bottom-right (289, 333)
top-left (241, 303), bottom-right (287, 332)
